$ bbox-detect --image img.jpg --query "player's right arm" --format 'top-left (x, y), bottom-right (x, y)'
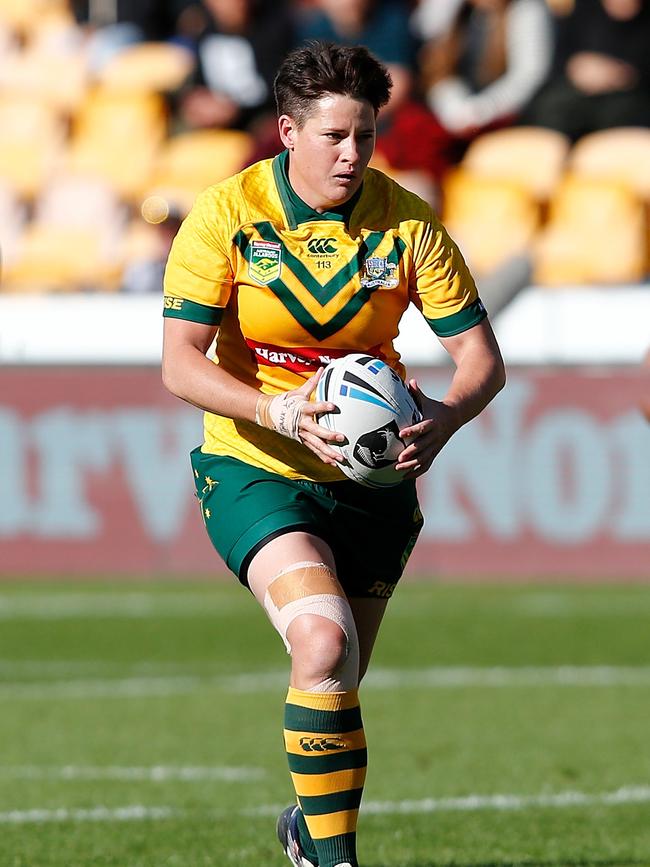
top-left (162, 185), bottom-right (341, 462)
top-left (162, 317), bottom-right (256, 418)
top-left (161, 316), bottom-right (343, 465)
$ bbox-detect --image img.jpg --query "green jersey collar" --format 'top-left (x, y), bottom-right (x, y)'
top-left (272, 150), bottom-right (362, 230)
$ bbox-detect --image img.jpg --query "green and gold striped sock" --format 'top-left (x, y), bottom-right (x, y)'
top-left (284, 687), bottom-right (367, 867)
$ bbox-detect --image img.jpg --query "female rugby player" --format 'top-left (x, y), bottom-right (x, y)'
top-left (162, 40), bottom-right (505, 867)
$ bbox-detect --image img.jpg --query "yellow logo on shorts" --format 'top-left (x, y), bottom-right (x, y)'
top-left (368, 581), bottom-right (397, 599)
top-left (164, 296), bottom-right (184, 311)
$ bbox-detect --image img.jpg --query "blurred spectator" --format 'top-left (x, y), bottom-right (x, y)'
top-left (121, 197), bottom-right (184, 294)
top-left (295, 0), bottom-right (418, 115)
top-left (411, 0), bottom-right (464, 40)
top-left (175, 0), bottom-right (293, 133)
top-left (416, 0), bottom-right (552, 178)
top-left (71, 1), bottom-right (188, 71)
top-left (522, 0), bottom-right (650, 140)
top-left (295, 1), bottom-right (449, 203)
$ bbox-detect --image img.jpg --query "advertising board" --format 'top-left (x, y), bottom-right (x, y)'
top-left (1, 366), bottom-right (648, 579)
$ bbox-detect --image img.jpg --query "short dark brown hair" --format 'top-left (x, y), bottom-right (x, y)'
top-left (274, 41), bottom-right (392, 126)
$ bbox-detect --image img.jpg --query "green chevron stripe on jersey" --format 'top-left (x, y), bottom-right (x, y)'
top-left (235, 224), bottom-right (387, 306)
top-left (272, 278), bottom-right (378, 340)
top-left (255, 223), bottom-right (385, 305)
top-left (234, 228), bottom-right (406, 340)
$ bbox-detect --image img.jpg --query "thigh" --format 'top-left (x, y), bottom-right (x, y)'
top-left (246, 530), bottom-right (339, 605)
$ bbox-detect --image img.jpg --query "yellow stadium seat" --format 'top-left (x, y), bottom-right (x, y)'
top-left (71, 87), bottom-right (168, 145)
top-left (442, 169), bottom-right (539, 276)
top-left (2, 172), bottom-right (126, 292)
top-left (533, 175), bottom-right (646, 285)
top-left (0, 49), bottom-right (88, 114)
top-left (461, 126), bottom-right (571, 202)
top-left (0, 0), bottom-right (68, 35)
top-left (0, 19), bottom-right (13, 52)
top-left (0, 96), bottom-right (64, 198)
top-left (35, 173), bottom-right (126, 234)
top-left (3, 225), bottom-right (122, 292)
top-left (98, 42), bottom-right (195, 93)
top-left (568, 127), bottom-right (650, 200)
top-left (0, 181), bottom-right (27, 270)
top-left (66, 88), bottom-right (168, 200)
top-left (147, 129), bottom-right (255, 203)
top-left (24, 4), bottom-right (78, 49)
top-left (120, 218), bottom-right (164, 266)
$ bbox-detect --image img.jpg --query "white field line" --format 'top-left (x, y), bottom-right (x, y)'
top-left (2, 666), bottom-right (650, 700)
top-left (514, 592), bottom-right (650, 618)
top-left (0, 765), bottom-right (265, 782)
top-left (0, 660), bottom-right (220, 676)
top-left (1, 785), bottom-right (650, 825)
top-left (0, 593), bottom-right (234, 620)
top-left (0, 805), bottom-right (177, 825)
top-left (3, 590), bottom-right (650, 621)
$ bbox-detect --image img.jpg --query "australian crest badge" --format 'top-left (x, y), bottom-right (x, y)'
top-left (249, 240), bottom-right (282, 285)
top-left (361, 256), bottom-right (398, 289)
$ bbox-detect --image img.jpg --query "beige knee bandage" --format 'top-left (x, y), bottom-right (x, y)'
top-left (263, 561), bottom-right (359, 692)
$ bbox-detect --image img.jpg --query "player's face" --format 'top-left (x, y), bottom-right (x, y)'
top-left (279, 94), bottom-right (376, 212)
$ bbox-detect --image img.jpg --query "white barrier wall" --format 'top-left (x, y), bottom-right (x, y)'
top-left (1, 286), bottom-right (649, 365)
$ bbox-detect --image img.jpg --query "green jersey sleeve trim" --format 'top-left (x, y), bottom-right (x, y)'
top-left (163, 296), bottom-right (224, 325)
top-left (425, 298), bottom-right (487, 337)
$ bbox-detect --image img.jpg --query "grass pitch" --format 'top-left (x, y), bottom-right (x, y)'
top-left (0, 579), bottom-right (649, 867)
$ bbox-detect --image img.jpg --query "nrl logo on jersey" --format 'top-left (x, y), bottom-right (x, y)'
top-left (361, 256), bottom-right (398, 289)
top-left (249, 240), bottom-right (282, 284)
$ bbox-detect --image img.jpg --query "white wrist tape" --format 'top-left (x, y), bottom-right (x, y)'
top-left (255, 392), bottom-right (309, 441)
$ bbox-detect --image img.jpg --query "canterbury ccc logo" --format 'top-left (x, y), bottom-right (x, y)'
top-left (307, 238), bottom-right (337, 255)
top-left (299, 736), bottom-right (346, 752)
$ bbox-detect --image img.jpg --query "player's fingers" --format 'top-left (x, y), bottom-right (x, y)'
top-left (403, 465), bottom-right (427, 479)
top-left (407, 378), bottom-right (425, 411)
top-left (397, 451), bottom-right (434, 477)
top-left (396, 430), bottom-right (439, 473)
top-left (300, 431), bottom-right (344, 464)
top-left (301, 416), bottom-right (345, 444)
top-left (399, 417), bottom-right (434, 440)
top-left (295, 367), bottom-right (324, 398)
top-left (303, 400), bottom-right (339, 419)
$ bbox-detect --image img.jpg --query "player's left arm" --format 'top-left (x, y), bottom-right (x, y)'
top-left (396, 318), bottom-right (506, 477)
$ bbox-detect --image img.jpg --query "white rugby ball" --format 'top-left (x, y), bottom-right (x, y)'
top-left (316, 354), bottom-right (422, 488)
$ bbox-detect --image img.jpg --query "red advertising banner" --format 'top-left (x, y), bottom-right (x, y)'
top-left (0, 366), bottom-right (648, 579)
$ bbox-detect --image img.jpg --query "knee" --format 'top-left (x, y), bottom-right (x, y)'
top-left (288, 614), bottom-right (352, 679)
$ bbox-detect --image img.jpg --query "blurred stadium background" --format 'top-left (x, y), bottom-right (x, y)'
top-left (0, 0), bottom-right (648, 579)
top-left (0, 2), bottom-right (649, 863)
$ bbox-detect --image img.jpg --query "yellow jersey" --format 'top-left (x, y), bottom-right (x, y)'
top-left (163, 150), bottom-right (485, 481)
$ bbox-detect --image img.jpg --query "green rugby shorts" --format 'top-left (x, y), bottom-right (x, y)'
top-left (190, 448), bottom-right (424, 599)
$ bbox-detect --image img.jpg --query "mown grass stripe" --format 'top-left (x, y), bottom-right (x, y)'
top-left (0, 765), bottom-right (264, 782)
top-left (2, 785), bottom-right (650, 825)
top-left (3, 666), bottom-right (650, 702)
